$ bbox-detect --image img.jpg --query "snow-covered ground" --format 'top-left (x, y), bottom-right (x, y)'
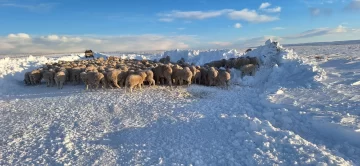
top-left (1, 40), bottom-right (360, 165)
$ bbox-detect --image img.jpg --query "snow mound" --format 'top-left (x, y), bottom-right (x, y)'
top-left (162, 49), bottom-right (241, 65)
top-left (0, 54), bottom-right (82, 96)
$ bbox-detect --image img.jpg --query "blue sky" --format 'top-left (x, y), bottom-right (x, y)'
top-left (0, 0), bottom-right (360, 53)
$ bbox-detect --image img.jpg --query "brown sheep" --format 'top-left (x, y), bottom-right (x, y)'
top-left (171, 64), bottom-right (183, 85)
top-left (233, 57), bottom-right (250, 69)
top-left (207, 67), bottom-right (219, 86)
top-left (29, 69), bottom-right (42, 85)
top-left (174, 67), bottom-right (193, 87)
top-left (194, 68), bottom-right (202, 84)
top-left (240, 64), bottom-right (257, 78)
top-left (42, 69), bottom-right (55, 87)
top-left (54, 71), bottom-right (66, 89)
top-left (199, 67), bottom-right (209, 85)
top-left (159, 55), bottom-right (171, 64)
top-left (247, 56), bottom-right (260, 68)
top-left (71, 67), bottom-right (82, 85)
top-left (152, 64), bottom-right (173, 87)
top-left (106, 69), bottom-right (122, 88)
top-left (216, 70), bottom-right (231, 89)
top-left (125, 71), bottom-right (147, 93)
top-left (24, 72), bottom-right (31, 85)
top-left (144, 70), bottom-right (155, 86)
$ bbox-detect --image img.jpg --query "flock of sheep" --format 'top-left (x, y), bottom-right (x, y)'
top-left (23, 55), bottom-right (260, 93)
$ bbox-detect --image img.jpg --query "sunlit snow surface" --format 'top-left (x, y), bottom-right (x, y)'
top-left (1, 41), bottom-right (360, 165)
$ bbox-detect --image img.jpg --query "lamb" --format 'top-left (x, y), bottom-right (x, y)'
top-left (216, 70), bottom-right (231, 89)
top-left (152, 64), bottom-right (173, 87)
top-left (42, 69), bottom-right (55, 87)
top-left (240, 64), bottom-right (257, 78)
top-left (207, 67), bottom-right (219, 86)
top-left (54, 71), bottom-right (66, 89)
top-left (125, 71), bottom-right (147, 93)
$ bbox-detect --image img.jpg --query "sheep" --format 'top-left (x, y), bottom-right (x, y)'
top-left (207, 67), bottom-right (219, 86)
top-left (159, 56), bottom-right (171, 64)
top-left (125, 71), bottom-right (147, 93)
top-left (81, 71), bottom-right (107, 90)
top-left (174, 67), bottom-right (193, 87)
top-left (245, 48), bottom-right (253, 53)
top-left (24, 72), bottom-right (31, 85)
top-left (29, 69), bottom-right (42, 85)
top-left (152, 64), bottom-right (173, 87)
top-left (233, 57), bottom-right (250, 69)
top-left (71, 67), bottom-right (82, 85)
top-left (80, 72), bottom-right (89, 90)
top-left (247, 56), bottom-right (260, 68)
top-left (42, 69), bottom-right (55, 87)
top-left (240, 64), bottom-right (257, 78)
top-left (54, 71), bottom-right (66, 89)
top-left (171, 64), bottom-right (183, 85)
top-left (216, 69), bottom-right (231, 89)
top-left (106, 69), bottom-right (122, 88)
top-left (144, 70), bottom-right (155, 86)
top-left (199, 67), bottom-right (209, 85)
top-left (194, 68), bottom-right (202, 84)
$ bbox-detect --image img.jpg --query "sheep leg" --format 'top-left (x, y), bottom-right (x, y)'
top-left (113, 78), bottom-right (121, 88)
top-left (151, 79), bottom-right (155, 86)
top-left (60, 81), bottom-right (64, 89)
top-left (160, 78), bottom-right (164, 85)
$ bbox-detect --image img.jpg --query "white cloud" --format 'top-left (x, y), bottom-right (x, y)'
top-left (272, 27), bottom-right (285, 30)
top-left (158, 18), bottom-right (174, 22)
top-left (284, 25), bottom-right (351, 39)
top-left (262, 6), bottom-right (282, 13)
top-left (0, 3), bottom-right (56, 12)
top-left (7, 33), bottom-right (31, 39)
top-left (0, 33), bottom-right (194, 54)
top-left (228, 9), bottom-right (279, 23)
top-left (309, 8), bottom-right (333, 16)
top-left (177, 28), bottom-right (185, 30)
top-left (209, 41), bottom-right (232, 47)
top-left (344, 0), bottom-right (360, 11)
top-left (259, 2), bottom-right (271, 9)
top-left (259, 2), bottom-right (281, 13)
top-left (234, 23), bottom-right (242, 28)
top-left (158, 9), bottom-right (233, 20)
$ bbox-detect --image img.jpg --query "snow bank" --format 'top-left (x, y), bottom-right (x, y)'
top-left (162, 49), bottom-right (241, 65)
top-left (0, 54), bottom-right (82, 96)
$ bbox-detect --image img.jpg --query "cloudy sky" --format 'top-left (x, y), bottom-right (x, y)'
top-left (0, 0), bottom-right (359, 53)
